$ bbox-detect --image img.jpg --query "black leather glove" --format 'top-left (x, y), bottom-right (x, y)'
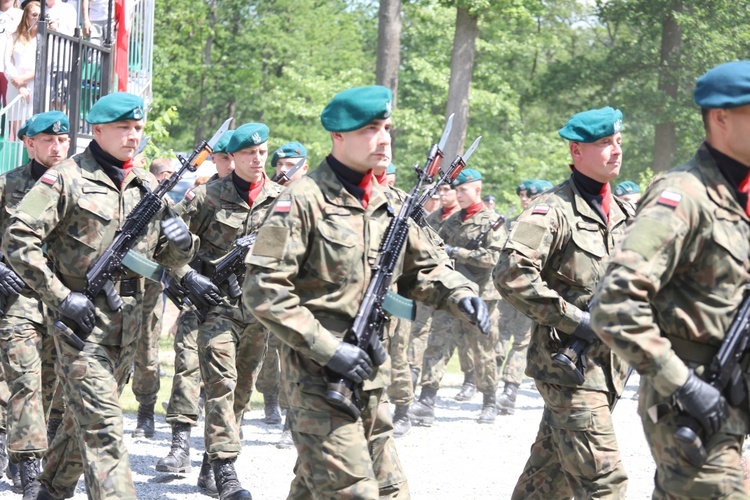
top-left (675, 371), bottom-right (728, 436)
top-left (59, 292), bottom-right (96, 334)
top-left (182, 270), bottom-right (222, 307)
top-left (0, 262), bottom-right (24, 296)
top-left (572, 311), bottom-right (597, 343)
top-left (326, 342), bottom-right (373, 384)
top-left (458, 296), bottom-right (491, 335)
top-left (161, 217), bottom-right (192, 251)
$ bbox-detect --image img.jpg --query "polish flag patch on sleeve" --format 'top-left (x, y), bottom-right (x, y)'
top-left (656, 190), bottom-right (682, 208)
top-left (40, 171), bottom-right (58, 186)
top-left (531, 204), bottom-right (550, 215)
top-left (274, 199), bottom-right (292, 213)
top-left (185, 190), bottom-right (195, 201)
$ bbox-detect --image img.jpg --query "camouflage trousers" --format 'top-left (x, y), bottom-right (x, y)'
top-left (40, 337), bottom-right (139, 499)
top-left (166, 309), bottom-right (202, 426)
top-left (387, 318), bottom-right (414, 406)
top-left (0, 364), bottom-right (8, 432)
top-left (132, 280), bottom-right (163, 406)
top-left (197, 309), bottom-right (267, 461)
top-left (256, 332), bottom-right (288, 408)
top-left (287, 383), bottom-right (409, 499)
top-left (420, 306), bottom-right (496, 394)
top-left (0, 316), bottom-right (61, 462)
top-left (639, 376), bottom-right (746, 499)
top-left (495, 299), bottom-right (532, 386)
top-left (407, 303), bottom-right (433, 372)
top-left (511, 381), bottom-right (628, 499)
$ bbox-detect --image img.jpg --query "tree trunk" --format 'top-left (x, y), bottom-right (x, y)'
top-left (444, 7), bottom-right (479, 162)
top-left (194, 1), bottom-right (216, 145)
top-left (653, 1), bottom-right (683, 172)
top-left (375, 0), bottom-right (401, 107)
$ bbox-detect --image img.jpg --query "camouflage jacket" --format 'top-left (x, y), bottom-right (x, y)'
top-left (440, 205), bottom-right (504, 301)
top-left (493, 175), bottom-right (634, 393)
top-left (591, 143), bottom-right (750, 402)
top-left (0, 161), bottom-right (44, 324)
top-left (1, 148), bottom-right (197, 346)
top-left (425, 205), bottom-right (458, 234)
top-left (243, 159), bottom-right (478, 389)
top-left (174, 173), bottom-right (282, 320)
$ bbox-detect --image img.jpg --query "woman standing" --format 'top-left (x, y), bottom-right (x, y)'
top-left (4, 0), bottom-right (38, 139)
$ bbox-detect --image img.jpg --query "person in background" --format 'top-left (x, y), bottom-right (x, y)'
top-left (0, 0), bottom-right (21, 108)
top-left (482, 194), bottom-right (496, 213)
top-left (614, 180), bottom-right (641, 204)
top-left (4, 0), bottom-right (37, 139)
top-left (270, 141), bottom-right (308, 185)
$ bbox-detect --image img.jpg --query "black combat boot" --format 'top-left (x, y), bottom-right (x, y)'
top-left (197, 452), bottom-right (218, 497)
top-left (477, 393), bottom-right (497, 424)
top-left (7, 460), bottom-right (21, 493)
top-left (212, 458), bottom-right (252, 500)
top-left (133, 402), bottom-right (156, 438)
top-left (410, 366), bottom-right (420, 391)
top-left (454, 370), bottom-right (477, 401)
top-left (497, 382), bottom-right (519, 415)
top-left (155, 423), bottom-right (191, 473)
top-left (46, 416), bottom-right (63, 446)
top-left (35, 483), bottom-right (76, 500)
top-left (0, 430), bottom-right (7, 474)
top-left (276, 416), bottom-right (293, 449)
top-left (392, 405), bottom-right (411, 438)
top-left (408, 386), bottom-right (438, 426)
top-left (262, 394), bottom-right (282, 425)
top-left (18, 457), bottom-right (40, 500)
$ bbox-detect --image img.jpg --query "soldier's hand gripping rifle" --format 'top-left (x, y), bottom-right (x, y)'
top-left (54, 118), bottom-right (233, 350)
top-left (669, 291), bottom-right (750, 468)
top-left (171, 232), bottom-right (257, 322)
top-left (325, 122), bottom-right (482, 421)
top-left (464, 207), bottom-right (515, 251)
top-left (270, 157), bottom-right (306, 186)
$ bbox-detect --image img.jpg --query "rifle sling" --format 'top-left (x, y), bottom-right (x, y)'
top-left (382, 290), bottom-right (416, 321)
top-left (122, 250), bottom-right (164, 282)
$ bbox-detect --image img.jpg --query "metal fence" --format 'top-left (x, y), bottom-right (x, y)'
top-left (0, 95), bottom-right (29, 174)
top-left (128, 0), bottom-right (155, 107)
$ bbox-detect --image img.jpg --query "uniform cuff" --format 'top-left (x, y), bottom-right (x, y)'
top-left (649, 350), bottom-right (690, 398)
top-left (554, 304), bottom-right (586, 335)
top-left (309, 327), bottom-right (342, 367)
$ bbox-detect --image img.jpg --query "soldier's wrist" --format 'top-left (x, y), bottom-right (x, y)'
top-left (653, 352), bottom-right (690, 398)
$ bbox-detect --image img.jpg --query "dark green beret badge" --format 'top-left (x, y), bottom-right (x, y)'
top-left (321, 85), bottom-right (393, 132)
top-left (227, 123), bottom-right (269, 154)
top-left (271, 141), bottom-right (307, 167)
top-left (86, 92), bottom-right (146, 124)
top-left (694, 61), bottom-right (750, 109)
top-left (26, 111), bottom-right (70, 137)
top-left (558, 107), bottom-right (623, 143)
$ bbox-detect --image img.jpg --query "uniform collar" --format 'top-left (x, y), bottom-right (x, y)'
top-left (80, 148), bottom-right (144, 191)
top-left (315, 159), bottom-right (388, 212)
top-left (698, 142), bottom-right (748, 219)
top-left (567, 175), bottom-right (624, 228)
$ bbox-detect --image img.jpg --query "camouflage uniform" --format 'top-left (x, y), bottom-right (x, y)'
top-left (591, 144), bottom-right (750, 498)
top-left (174, 173), bottom-right (282, 461)
top-left (495, 298), bottom-right (532, 386)
top-left (165, 308), bottom-right (202, 425)
top-left (0, 162), bottom-right (61, 464)
top-left (493, 176), bottom-right (631, 498)
top-left (243, 160), bottom-right (478, 498)
top-left (419, 206), bottom-right (502, 397)
top-left (256, 331), bottom-right (287, 409)
top-left (2, 149), bottom-right (196, 499)
top-left (132, 278), bottom-right (163, 406)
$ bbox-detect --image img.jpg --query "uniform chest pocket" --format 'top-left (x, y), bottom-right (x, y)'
top-left (556, 224), bottom-right (606, 289)
top-left (204, 209), bottom-right (248, 252)
top-left (696, 215), bottom-right (750, 294)
top-left (305, 218), bottom-right (360, 285)
top-left (68, 192), bottom-right (114, 249)
top-left (7, 191), bottom-right (25, 210)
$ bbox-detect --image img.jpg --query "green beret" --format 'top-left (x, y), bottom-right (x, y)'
top-left (321, 85), bottom-right (393, 132)
top-left (516, 179), bottom-right (535, 194)
top-left (86, 92), bottom-right (145, 124)
top-left (536, 180), bottom-right (554, 192)
top-left (26, 111), bottom-right (70, 137)
top-left (694, 61), bottom-right (750, 109)
top-left (386, 163), bottom-right (396, 175)
top-left (452, 168), bottom-right (482, 187)
top-left (212, 131), bottom-right (234, 155)
top-left (226, 123), bottom-right (269, 154)
top-left (558, 107), bottom-right (623, 143)
top-left (17, 117), bottom-right (33, 140)
top-left (271, 141), bottom-right (307, 167)
top-left (615, 180), bottom-right (641, 196)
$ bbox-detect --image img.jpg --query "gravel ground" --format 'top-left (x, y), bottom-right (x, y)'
top-left (0, 373), bottom-right (666, 499)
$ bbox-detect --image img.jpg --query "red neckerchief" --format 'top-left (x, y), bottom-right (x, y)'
top-left (600, 182), bottom-right (612, 223)
top-left (441, 204), bottom-right (459, 220)
top-left (358, 170), bottom-right (374, 209)
top-left (740, 173), bottom-right (750, 217)
top-left (248, 174), bottom-right (266, 208)
top-left (463, 201), bottom-right (484, 222)
top-left (375, 172), bottom-right (388, 187)
top-left (121, 159), bottom-right (134, 190)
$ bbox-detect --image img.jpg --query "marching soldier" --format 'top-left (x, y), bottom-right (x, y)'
top-left (211, 130), bottom-right (236, 180)
top-left (591, 60), bottom-right (750, 498)
top-left (2, 92), bottom-right (196, 499)
top-left (410, 169), bottom-right (504, 425)
top-left (494, 107), bottom-right (631, 498)
top-left (165, 123), bottom-right (282, 500)
top-left (613, 180), bottom-right (641, 204)
top-left (243, 85), bottom-right (490, 498)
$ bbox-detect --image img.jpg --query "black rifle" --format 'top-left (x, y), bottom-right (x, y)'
top-left (169, 232), bottom-right (257, 322)
top-left (54, 118), bottom-right (232, 350)
top-left (464, 207), bottom-right (514, 251)
top-left (673, 292), bottom-right (750, 467)
top-left (325, 129), bottom-right (482, 422)
top-left (270, 157), bottom-right (306, 186)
